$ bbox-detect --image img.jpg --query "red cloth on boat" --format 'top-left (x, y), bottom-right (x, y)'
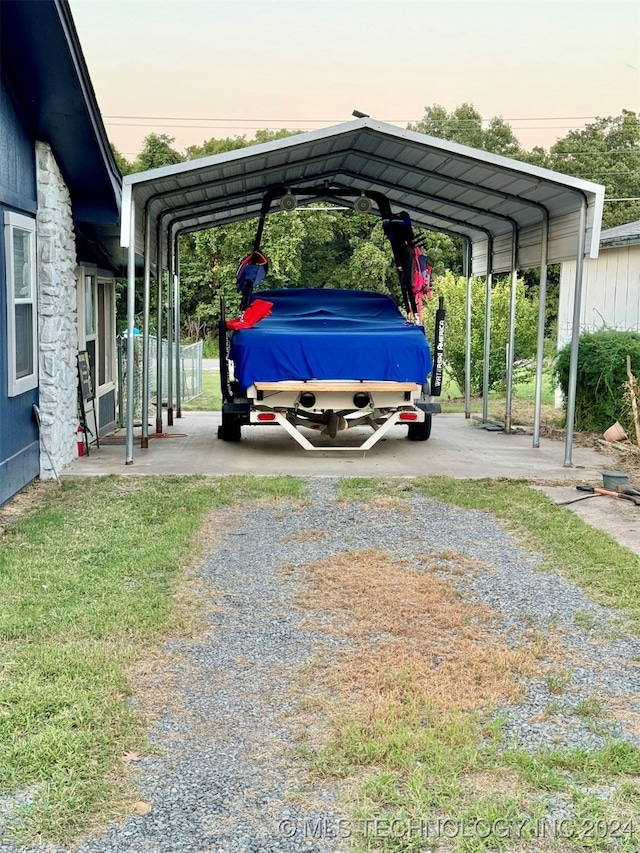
top-left (226, 299), bottom-right (274, 330)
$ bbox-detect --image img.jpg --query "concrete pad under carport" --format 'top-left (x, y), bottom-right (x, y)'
top-left (65, 412), bottom-right (608, 481)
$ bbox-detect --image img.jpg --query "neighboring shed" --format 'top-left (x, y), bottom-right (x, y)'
top-left (0, 0), bottom-right (122, 506)
top-left (558, 219), bottom-right (640, 349)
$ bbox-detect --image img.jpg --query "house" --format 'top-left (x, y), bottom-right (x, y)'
top-left (0, 0), bottom-right (122, 506)
top-left (558, 218), bottom-right (640, 350)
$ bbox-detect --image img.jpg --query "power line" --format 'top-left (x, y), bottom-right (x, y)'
top-left (552, 151), bottom-right (637, 156)
top-left (106, 123), bottom-right (606, 134)
top-left (103, 114), bottom-right (603, 122)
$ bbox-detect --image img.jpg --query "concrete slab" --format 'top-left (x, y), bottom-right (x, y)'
top-left (65, 412), bottom-right (608, 482)
top-left (536, 484), bottom-right (640, 557)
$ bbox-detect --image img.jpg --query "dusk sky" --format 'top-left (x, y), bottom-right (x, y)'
top-left (69, 0), bottom-right (640, 160)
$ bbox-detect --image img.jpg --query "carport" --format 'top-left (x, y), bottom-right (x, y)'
top-left (119, 117), bottom-right (605, 466)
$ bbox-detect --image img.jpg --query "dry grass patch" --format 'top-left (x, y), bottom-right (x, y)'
top-left (280, 529), bottom-right (328, 542)
top-left (294, 550), bottom-right (539, 716)
top-left (286, 550), bottom-right (611, 851)
top-left (607, 696), bottom-right (640, 738)
top-left (125, 648), bottom-right (188, 729)
top-left (365, 496), bottom-right (413, 513)
top-left (419, 549), bottom-right (487, 579)
top-left (0, 480), bottom-right (59, 535)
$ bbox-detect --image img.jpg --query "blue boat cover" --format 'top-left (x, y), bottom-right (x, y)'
top-left (229, 289), bottom-right (432, 391)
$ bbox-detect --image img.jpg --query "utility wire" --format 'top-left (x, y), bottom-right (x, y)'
top-left (103, 113), bottom-right (604, 121)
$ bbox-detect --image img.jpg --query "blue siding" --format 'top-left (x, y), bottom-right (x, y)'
top-left (0, 70), bottom-right (37, 212)
top-left (0, 442), bottom-right (40, 506)
top-left (0, 69), bottom-right (39, 505)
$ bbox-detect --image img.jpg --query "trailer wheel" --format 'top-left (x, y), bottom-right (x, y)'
top-left (407, 414), bottom-right (432, 441)
top-left (217, 412), bottom-right (242, 442)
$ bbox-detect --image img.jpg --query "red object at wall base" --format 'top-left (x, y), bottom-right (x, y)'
top-left (77, 427), bottom-right (85, 457)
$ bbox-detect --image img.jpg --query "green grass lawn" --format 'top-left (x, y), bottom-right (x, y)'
top-left (0, 475), bottom-right (304, 844)
top-left (181, 370), bottom-right (222, 411)
top-left (439, 370), bottom-right (563, 425)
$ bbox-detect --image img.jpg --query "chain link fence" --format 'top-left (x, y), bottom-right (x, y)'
top-left (117, 336), bottom-right (203, 427)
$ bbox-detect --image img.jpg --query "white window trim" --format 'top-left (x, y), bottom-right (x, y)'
top-left (4, 211), bottom-right (38, 397)
top-left (97, 276), bottom-right (116, 393)
top-left (76, 264), bottom-right (97, 349)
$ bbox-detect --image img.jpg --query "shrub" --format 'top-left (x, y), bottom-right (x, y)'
top-left (423, 271), bottom-right (539, 394)
top-left (554, 330), bottom-right (640, 434)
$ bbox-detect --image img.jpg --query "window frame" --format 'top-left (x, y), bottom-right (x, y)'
top-left (4, 210), bottom-right (38, 397)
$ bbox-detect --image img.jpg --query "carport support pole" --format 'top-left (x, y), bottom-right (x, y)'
top-left (155, 223), bottom-right (163, 434)
top-left (481, 236), bottom-right (493, 422)
top-left (563, 199), bottom-right (587, 466)
top-left (504, 266), bottom-right (518, 433)
top-left (174, 232), bottom-right (182, 418)
top-left (504, 227), bottom-right (518, 434)
top-left (125, 199), bottom-right (136, 465)
top-left (532, 215), bottom-right (550, 448)
top-left (140, 209), bottom-right (152, 449)
top-left (464, 240), bottom-right (472, 419)
top-left (166, 224), bottom-right (174, 427)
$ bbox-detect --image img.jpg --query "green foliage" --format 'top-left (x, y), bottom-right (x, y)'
top-left (178, 210), bottom-right (312, 331)
top-left (555, 330), bottom-right (640, 434)
top-left (543, 110), bottom-right (640, 229)
top-left (423, 271), bottom-right (539, 394)
top-left (409, 102), bottom-right (524, 158)
top-left (132, 133), bottom-right (184, 172)
top-left (109, 142), bottom-right (132, 175)
top-left (520, 264), bottom-right (561, 338)
top-left (185, 128), bottom-right (300, 160)
top-left (176, 206), bottom-right (459, 332)
top-left (410, 106), bottom-right (639, 229)
top-left (185, 135), bottom-right (250, 159)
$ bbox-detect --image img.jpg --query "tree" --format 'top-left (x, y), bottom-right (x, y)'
top-left (185, 136), bottom-right (250, 159)
top-left (110, 142), bottom-right (132, 175)
top-left (185, 128), bottom-right (300, 160)
top-left (178, 208), bottom-right (309, 332)
top-left (543, 110), bottom-right (640, 229)
top-left (132, 133), bottom-right (184, 172)
top-left (422, 271), bottom-right (539, 395)
top-left (409, 103), bottom-right (523, 158)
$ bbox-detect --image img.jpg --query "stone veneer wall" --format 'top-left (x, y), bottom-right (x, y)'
top-left (35, 141), bottom-right (79, 479)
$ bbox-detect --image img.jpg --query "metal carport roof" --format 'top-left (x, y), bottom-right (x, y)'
top-left (119, 117), bottom-right (605, 467)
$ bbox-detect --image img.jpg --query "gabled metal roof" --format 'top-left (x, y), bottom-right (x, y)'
top-left (121, 118), bottom-right (605, 275)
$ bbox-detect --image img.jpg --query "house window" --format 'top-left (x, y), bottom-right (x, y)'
top-left (84, 274), bottom-right (96, 336)
top-left (98, 279), bottom-right (115, 387)
top-left (82, 273), bottom-right (97, 394)
top-left (4, 211), bottom-right (37, 396)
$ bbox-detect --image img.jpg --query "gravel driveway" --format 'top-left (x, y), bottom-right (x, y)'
top-left (2, 479), bottom-right (639, 853)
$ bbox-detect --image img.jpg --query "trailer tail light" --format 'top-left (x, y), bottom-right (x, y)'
top-left (399, 412), bottom-right (418, 421)
top-left (257, 412), bottom-right (277, 421)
